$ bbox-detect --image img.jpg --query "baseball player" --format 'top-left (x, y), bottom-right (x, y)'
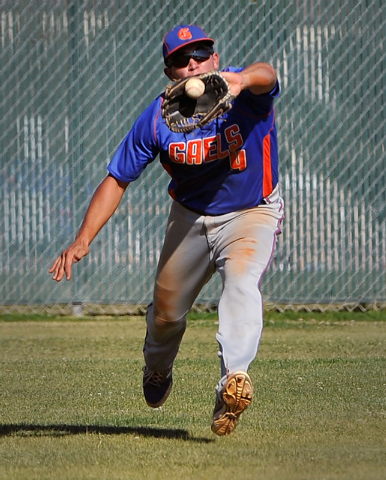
top-left (49, 24), bottom-right (284, 436)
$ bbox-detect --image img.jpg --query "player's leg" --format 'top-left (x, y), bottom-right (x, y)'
top-left (215, 200), bottom-right (283, 374)
top-left (211, 199), bottom-right (284, 435)
top-left (143, 201), bottom-right (215, 406)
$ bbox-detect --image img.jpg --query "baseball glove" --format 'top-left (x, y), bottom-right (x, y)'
top-left (162, 71), bottom-right (235, 133)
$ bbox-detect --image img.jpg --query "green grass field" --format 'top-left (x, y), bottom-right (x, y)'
top-left (0, 311), bottom-right (385, 480)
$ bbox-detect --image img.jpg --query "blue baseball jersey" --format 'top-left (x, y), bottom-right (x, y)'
top-left (107, 66), bottom-right (280, 215)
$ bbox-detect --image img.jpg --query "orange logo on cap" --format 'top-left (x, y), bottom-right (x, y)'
top-left (178, 28), bottom-right (193, 40)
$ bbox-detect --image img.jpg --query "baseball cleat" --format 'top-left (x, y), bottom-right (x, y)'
top-left (211, 371), bottom-right (253, 436)
top-left (143, 366), bottom-right (173, 408)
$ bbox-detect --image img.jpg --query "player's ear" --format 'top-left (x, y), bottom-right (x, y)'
top-left (164, 67), bottom-right (174, 81)
top-left (212, 52), bottom-right (220, 70)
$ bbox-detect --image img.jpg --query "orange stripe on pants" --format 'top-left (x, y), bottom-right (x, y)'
top-left (263, 133), bottom-right (273, 198)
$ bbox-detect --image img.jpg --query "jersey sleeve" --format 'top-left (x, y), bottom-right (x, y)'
top-left (107, 99), bottom-right (161, 183)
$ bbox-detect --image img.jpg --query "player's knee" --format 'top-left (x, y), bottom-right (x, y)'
top-left (154, 315), bottom-right (172, 329)
top-left (153, 287), bottom-right (183, 325)
top-left (153, 302), bottom-right (186, 330)
top-left (147, 301), bottom-right (182, 329)
top-left (153, 308), bottom-right (181, 327)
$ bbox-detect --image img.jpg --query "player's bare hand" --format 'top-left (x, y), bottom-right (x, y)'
top-left (221, 64), bottom-right (277, 96)
top-left (220, 71), bottom-right (244, 97)
top-left (49, 240), bottom-right (90, 282)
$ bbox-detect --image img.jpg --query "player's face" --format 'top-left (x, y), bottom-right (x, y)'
top-left (165, 43), bottom-right (219, 80)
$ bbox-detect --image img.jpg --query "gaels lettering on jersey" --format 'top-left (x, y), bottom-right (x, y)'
top-left (168, 124), bottom-right (247, 171)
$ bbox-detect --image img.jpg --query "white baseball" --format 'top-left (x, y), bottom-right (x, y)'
top-left (185, 78), bottom-right (205, 99)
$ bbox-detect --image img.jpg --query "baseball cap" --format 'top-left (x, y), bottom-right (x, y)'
top-left (163, 24), bottom-right (214, 65)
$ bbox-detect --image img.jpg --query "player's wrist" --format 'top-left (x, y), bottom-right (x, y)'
top-left (74, 232), bottom-right (92, 247)
top-left (239, 72), bottom-right (251, 91)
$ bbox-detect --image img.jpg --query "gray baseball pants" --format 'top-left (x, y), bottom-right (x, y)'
top-left (143, 194), bottom-right (284, 385)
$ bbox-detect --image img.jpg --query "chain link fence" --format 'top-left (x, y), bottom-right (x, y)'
top-left (1, 0), bottom-right (385, 314)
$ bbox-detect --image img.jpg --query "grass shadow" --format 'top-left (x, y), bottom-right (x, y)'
top-left (0, 423), bottom-right (214, 443)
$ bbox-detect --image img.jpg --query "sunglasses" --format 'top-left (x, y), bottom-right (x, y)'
top-left (168, 48), bottom-right (213, 68)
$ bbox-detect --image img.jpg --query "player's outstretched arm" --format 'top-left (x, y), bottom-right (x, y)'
top-left (221, 62), bottom-right (277, 97)
top-left (49, 174), bottom-right (129, 282)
